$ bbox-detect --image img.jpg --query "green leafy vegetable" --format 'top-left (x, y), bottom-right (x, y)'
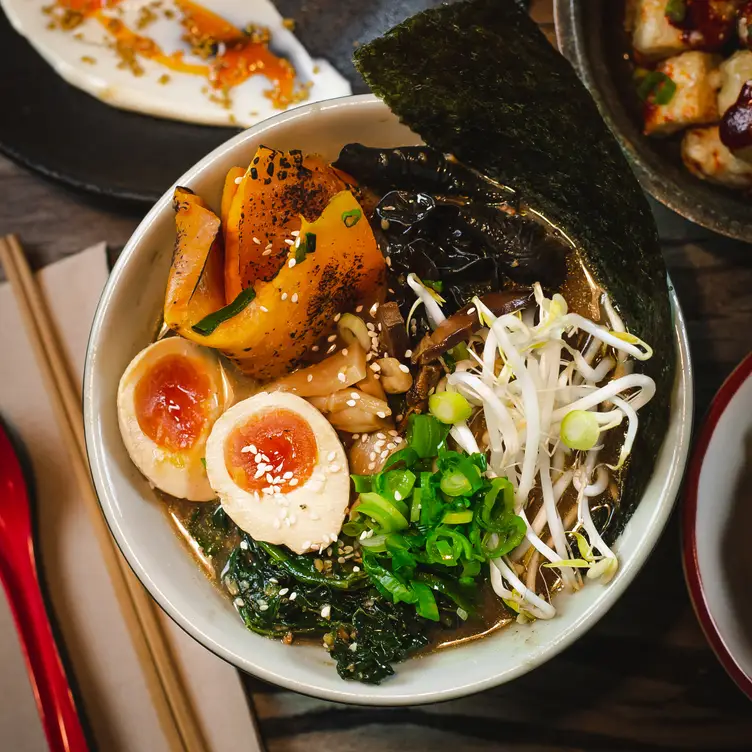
top-left (191, 285), bottom-right (256, 335)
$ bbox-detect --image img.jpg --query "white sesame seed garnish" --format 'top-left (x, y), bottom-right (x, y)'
top-left (369, 451), bottom-right (376, 461)
top-left (366, 322), bottom-right (375, 331)
top-left (399, 363), bottom-right (410, 373)
top-left (329, 463), bottom-right (341, 473)
top-left (327, 334), bottom-right (337, 342)
top-left (376, 432), bottom-right (386, 439)
top-left (352, 566), bottom-right (360, 572)
top-left (355, 305), bottom-right (363, 313)
top-left (289, 478), bottom-right (299, 486)
top-left (288, 258), bottom-right (296, 268)
top-left (279, 588), bottom-right (290, 596)
top-left (342, 348), bottom-right (348, 356)
top-left (253, 237), bottom-right (261, 245)
top-left (350, 392), bottom-right (360, 400)
top-left (385, 255), bottom-right (392, 267)
top-left (352, 434), bottom-right (360, 439)
top-left (281, 292), bottom-right (288, 301)
top-left (234, 176), bottom-right (243, 184)
top-left (254, 455), bottom-right (264, 464)
top-left (289, 592), bottom-right (297, 601)
top-left (234, 597), bottom-right (245, 607)
top-left (291, 293), bottom-right (299, 303)
top-left (369, 302), bottom-right (379, 316)
top-left (386, 443), bottom-right (396, 450)
top-left (284, 238), bottom-right (294, 246)
top-left (404, 350), bottom-right (413, 358)
top-left (266, 473), bottom-right (274, 483)
top-left (374, 441), bottom-right (385, 450)
top-left (307, 374), bottom-right (313, 382)
top-left (259, 603), bottom-right (269, 611)
top-left (394, 491), bottom-right (402, 501)
top-left (377, 411), bottom-right (387, 418)
top-left (337, 372), bottom-right (346, 382)
top-left (396, 413), bottom-right (404, 421)
top-left (361, 434), bottom-right (368, 443)
top-left (254, 467), bottom-right (265, 479)
top-left (327, 451), bottom-right (336, 461)
top-left (327, 344), bottom-right (337, 354)
top-left (334, 313), bottom-right (342, 322)
top-left (368, 462), bottom-right (376, 470)
top-left (294, 237), bottom-right (301, 248)
top-left (283, 471), bottom-right (294, 479)
top-left (380, 450), bottom-right (389, 459)
top-left (370, 362), bottom-right (381, 372)
top-left (260, 305), bottom-right (269, 312)
top-left (321, 605), bottom-right (331, 619)
top-left (346, 400), bottom-right (356, 407)
top-left (291, 230), bottom-right (300, 237)
top-left (240, 539), bottom-right (249, 550)
top-left (262, 249), bottom-right (272, 256)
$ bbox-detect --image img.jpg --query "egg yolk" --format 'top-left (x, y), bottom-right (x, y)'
top-left (225, 408), bottom-right (317, 494)
top-left (134, 354), bottom-right (212, 452)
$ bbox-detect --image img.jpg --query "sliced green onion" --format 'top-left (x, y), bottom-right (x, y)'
top-left (664, 0), bottom-right (685, 23)
top-left (359, 534), bottom-right (388, 551)
top-left (636, 70), bottom-right (676, 106)
top-left (407, 414), bottom-right (450, 458)
top-left (409, 487), bottom-right (422, 523)
top-left (560, 409), bottom-right (600, 450)
top-left (350, 474), bottom-right (373, 493)
top-left (375, 469), bottom-right (416, 504)
top-left (337, 313), bottom-right (371, 350)
top-left (448, 341), bottom-right (470, 362)
top-left (191, 286), bottom-right (256, 335)
top-left (355, 493), bottom-right (409, 533)
top-left (383, 447), bottom-right (418, 471)
top-left (440, 469), bottom-right (473, 497)
top-left (428, 391), bottom-right (473, 424)
top-left (200, 457), bottom-right (207, 469)
top-left (477, 477), bottom-right (515, 532)
top-left (425, 527), bottom-right (470, 567)
top-left (422, 279), bottom-right (444, 293)
top-left (442, 509), bottom-right (474, 524)
top-left (411, 581), bottom-right (440, 621)
top-left (342, 519), bottom-right (368, 537)
top-left (342, 208), bottom-right (362, 227)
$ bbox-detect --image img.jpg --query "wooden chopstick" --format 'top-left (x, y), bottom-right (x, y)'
top-left (0, 235), bottom-right (208, 752)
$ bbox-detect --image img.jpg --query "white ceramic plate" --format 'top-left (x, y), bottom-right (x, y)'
top-left (1, 0), bottom-right (350, 128)
top-left (84, 94), bottom-right (694, 705)
top-left (683, 352), bottom-right (752, 699)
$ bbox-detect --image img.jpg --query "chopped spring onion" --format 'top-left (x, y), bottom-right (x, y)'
top-left (375, 469), bottom-right (416, 504)
top-left (350, 474), bottom-right (373, 493)
top-left (442, 509), bottom-right (474, 524)
top-left (560, 410), bottom-right (600, 451)
top-left (409, 487), bottom-right (422, 523)
top-left (406, 414), bottom-right (450, 459)
top-left (354, 493), bottom-right (409, 533)
top-left (440, 470), bottom-right (473, 497)
top-left (359, 534), bottom-right (388, 551)
top-left (191, 286), bottom-right (256, 335)
top-left (337, 313), bottom-right (371, 351)
top-left (428, 391), bottom-right (473, 424)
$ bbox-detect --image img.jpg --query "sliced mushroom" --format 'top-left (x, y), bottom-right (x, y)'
top-left (376, 301), bottom-right (410, 358)
top-left (412, 289), bottom-right (532, 365)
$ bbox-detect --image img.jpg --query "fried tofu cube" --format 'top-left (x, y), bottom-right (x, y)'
top-left (718, 50), bottom-right (752, 114)
top-left (682, 126), bottom-right (752, 188)
top-left (631, 0), bottom-right (689, 61)
top-left (644, 52), bottom-right (721, 136)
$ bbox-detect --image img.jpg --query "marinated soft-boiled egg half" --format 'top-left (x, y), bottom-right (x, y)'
top-left (118, 337), bottom-right (230, 501)
top-left (204, 392), bottom-right (350, 554)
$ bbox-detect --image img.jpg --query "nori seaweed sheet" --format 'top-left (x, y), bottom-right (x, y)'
top-left (353, 0), bottom-right (675, 538)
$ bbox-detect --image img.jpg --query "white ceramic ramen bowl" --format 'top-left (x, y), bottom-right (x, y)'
top-left (84, 94), bottom-right (694, 705)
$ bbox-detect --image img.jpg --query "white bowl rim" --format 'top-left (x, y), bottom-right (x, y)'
top-left (84, 93), bottom-right (694, 705)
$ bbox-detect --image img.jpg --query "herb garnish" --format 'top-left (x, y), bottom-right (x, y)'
top-left (636, 70), bottom-right (677, 106)
top-left (342, 209), bottom-right (362, 227)
top-left (191, 285), bottom-right (256, 335)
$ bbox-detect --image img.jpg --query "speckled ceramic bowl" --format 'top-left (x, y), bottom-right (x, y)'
top-left (84, 95), bottom-right (694, 705)
top-left (555, 0), bottom-right (752, 241)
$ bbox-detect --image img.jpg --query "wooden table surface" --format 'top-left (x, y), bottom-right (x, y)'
top-left (2, 2), bottom-right (752, 750)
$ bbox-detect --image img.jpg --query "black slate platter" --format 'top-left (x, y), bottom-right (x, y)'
top-left (0, 0), bottom-right (440, 206)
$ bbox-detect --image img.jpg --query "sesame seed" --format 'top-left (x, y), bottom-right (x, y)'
top-left (312, 345), bottom-right (320, 352)
top-left (234, 597), bottom-right (245, 607)
top-left (254, 467), bottom-right (265, 479)
top-left (254, 455), bottom-right (264, 464)
top-left (288, 258), bottom-right (296, 268)
top-left (253, 237), bottom-right (261, 245)
top-left (334, 313), bottom-right (342, 322)
top-left (370, 362), bottom-right (381, 372)
top-left (327, 451), bottom-right (336, 461)
top-left (361, 434), bottom-right (368, 443)
top-left (281, 292), bottom-right (288, 301)
top-left (266, 473), bottom-right (274, 483)
top-left (262, 249), bottom-right (272, 256)
top-left (291, 293), bottom-right (299, 303)
top-left (369, 452), bottom-right (376, 461)
top-left (291, 230), bottom-right (300, 237)
top-left (352, 434), bottom-right (360, 439)
top-left (355, 305), bottom-right (363, 313)
top-left (338, 556), bottom-right (346, 564)
top-left (396, 413), bottom-right (404, 422)
top-left (374, 441), bottom-right (385, 450)
top-left (394, 491), bottom-right (402, 501)
top-left (240, 540), bottom-right (249, 550)
top-left (259, 603), bottom-right (269, 611)
top-left (327, 344), bottom-right (337, 354)
top-left (234, 176), bottom-right (243, 184)
top-left (386, 443), bottom-right (396, 450)
top-left (346, 400), bottom-right (356, 407)
top-left (369, 302), bottom-right (379, 316)
top-left (265, 242), bottom-right (273, 250)
top-left (405, 350), bottom-right (413, 358)
top-left (376, 432), bottom-right (386, 439)
top-left (260, 305), bottom-right (269, 312)
top-left (294, 237), bottom-right (301, 248)
top-left (385, 255), bottom-right (392, 267)
top-left (321, 605), bottom-right (331, 619)
top-left (342, 348), bottom-right (349, 356)
top-left (289, 592), bottom-right (298, 600)
top-left (352, 566), bottom-right (360, 572)
top-left (467, 307), bottom-right (476, 315)
top-left (289, 478), bottom-right (299, 486)
top-left (380, 450), bottom-right (389, 459)
top-left (366, 322), bottom-right (375, 331)
top-left (329, 463), bottom-right (341, 473)
top-left (337, 372), bottom-right (346, 382)
top-left (279, 587), bottom-right (290, 595)
top-left (350, 392), bottom-right (360, 400)
top-left (327, 334), bottom-right (337, 342)
top-left (399, 364), bottom-right (410, 373)
top-left (307, 374), bottom-right (313, 382)
top-left (283, 471), bottom-right (294, 479)
top-left (377, 411), bottom-right (387, 418)
top-left (284, 238), bottom-right (294, 246)
top-left (368, 462), bottom-right (376, 470)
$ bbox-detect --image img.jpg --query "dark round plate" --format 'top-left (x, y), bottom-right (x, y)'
top-left (0, 0), bottom-right (440, 206)
top-left (554, 0), bottom-right (752, 242)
